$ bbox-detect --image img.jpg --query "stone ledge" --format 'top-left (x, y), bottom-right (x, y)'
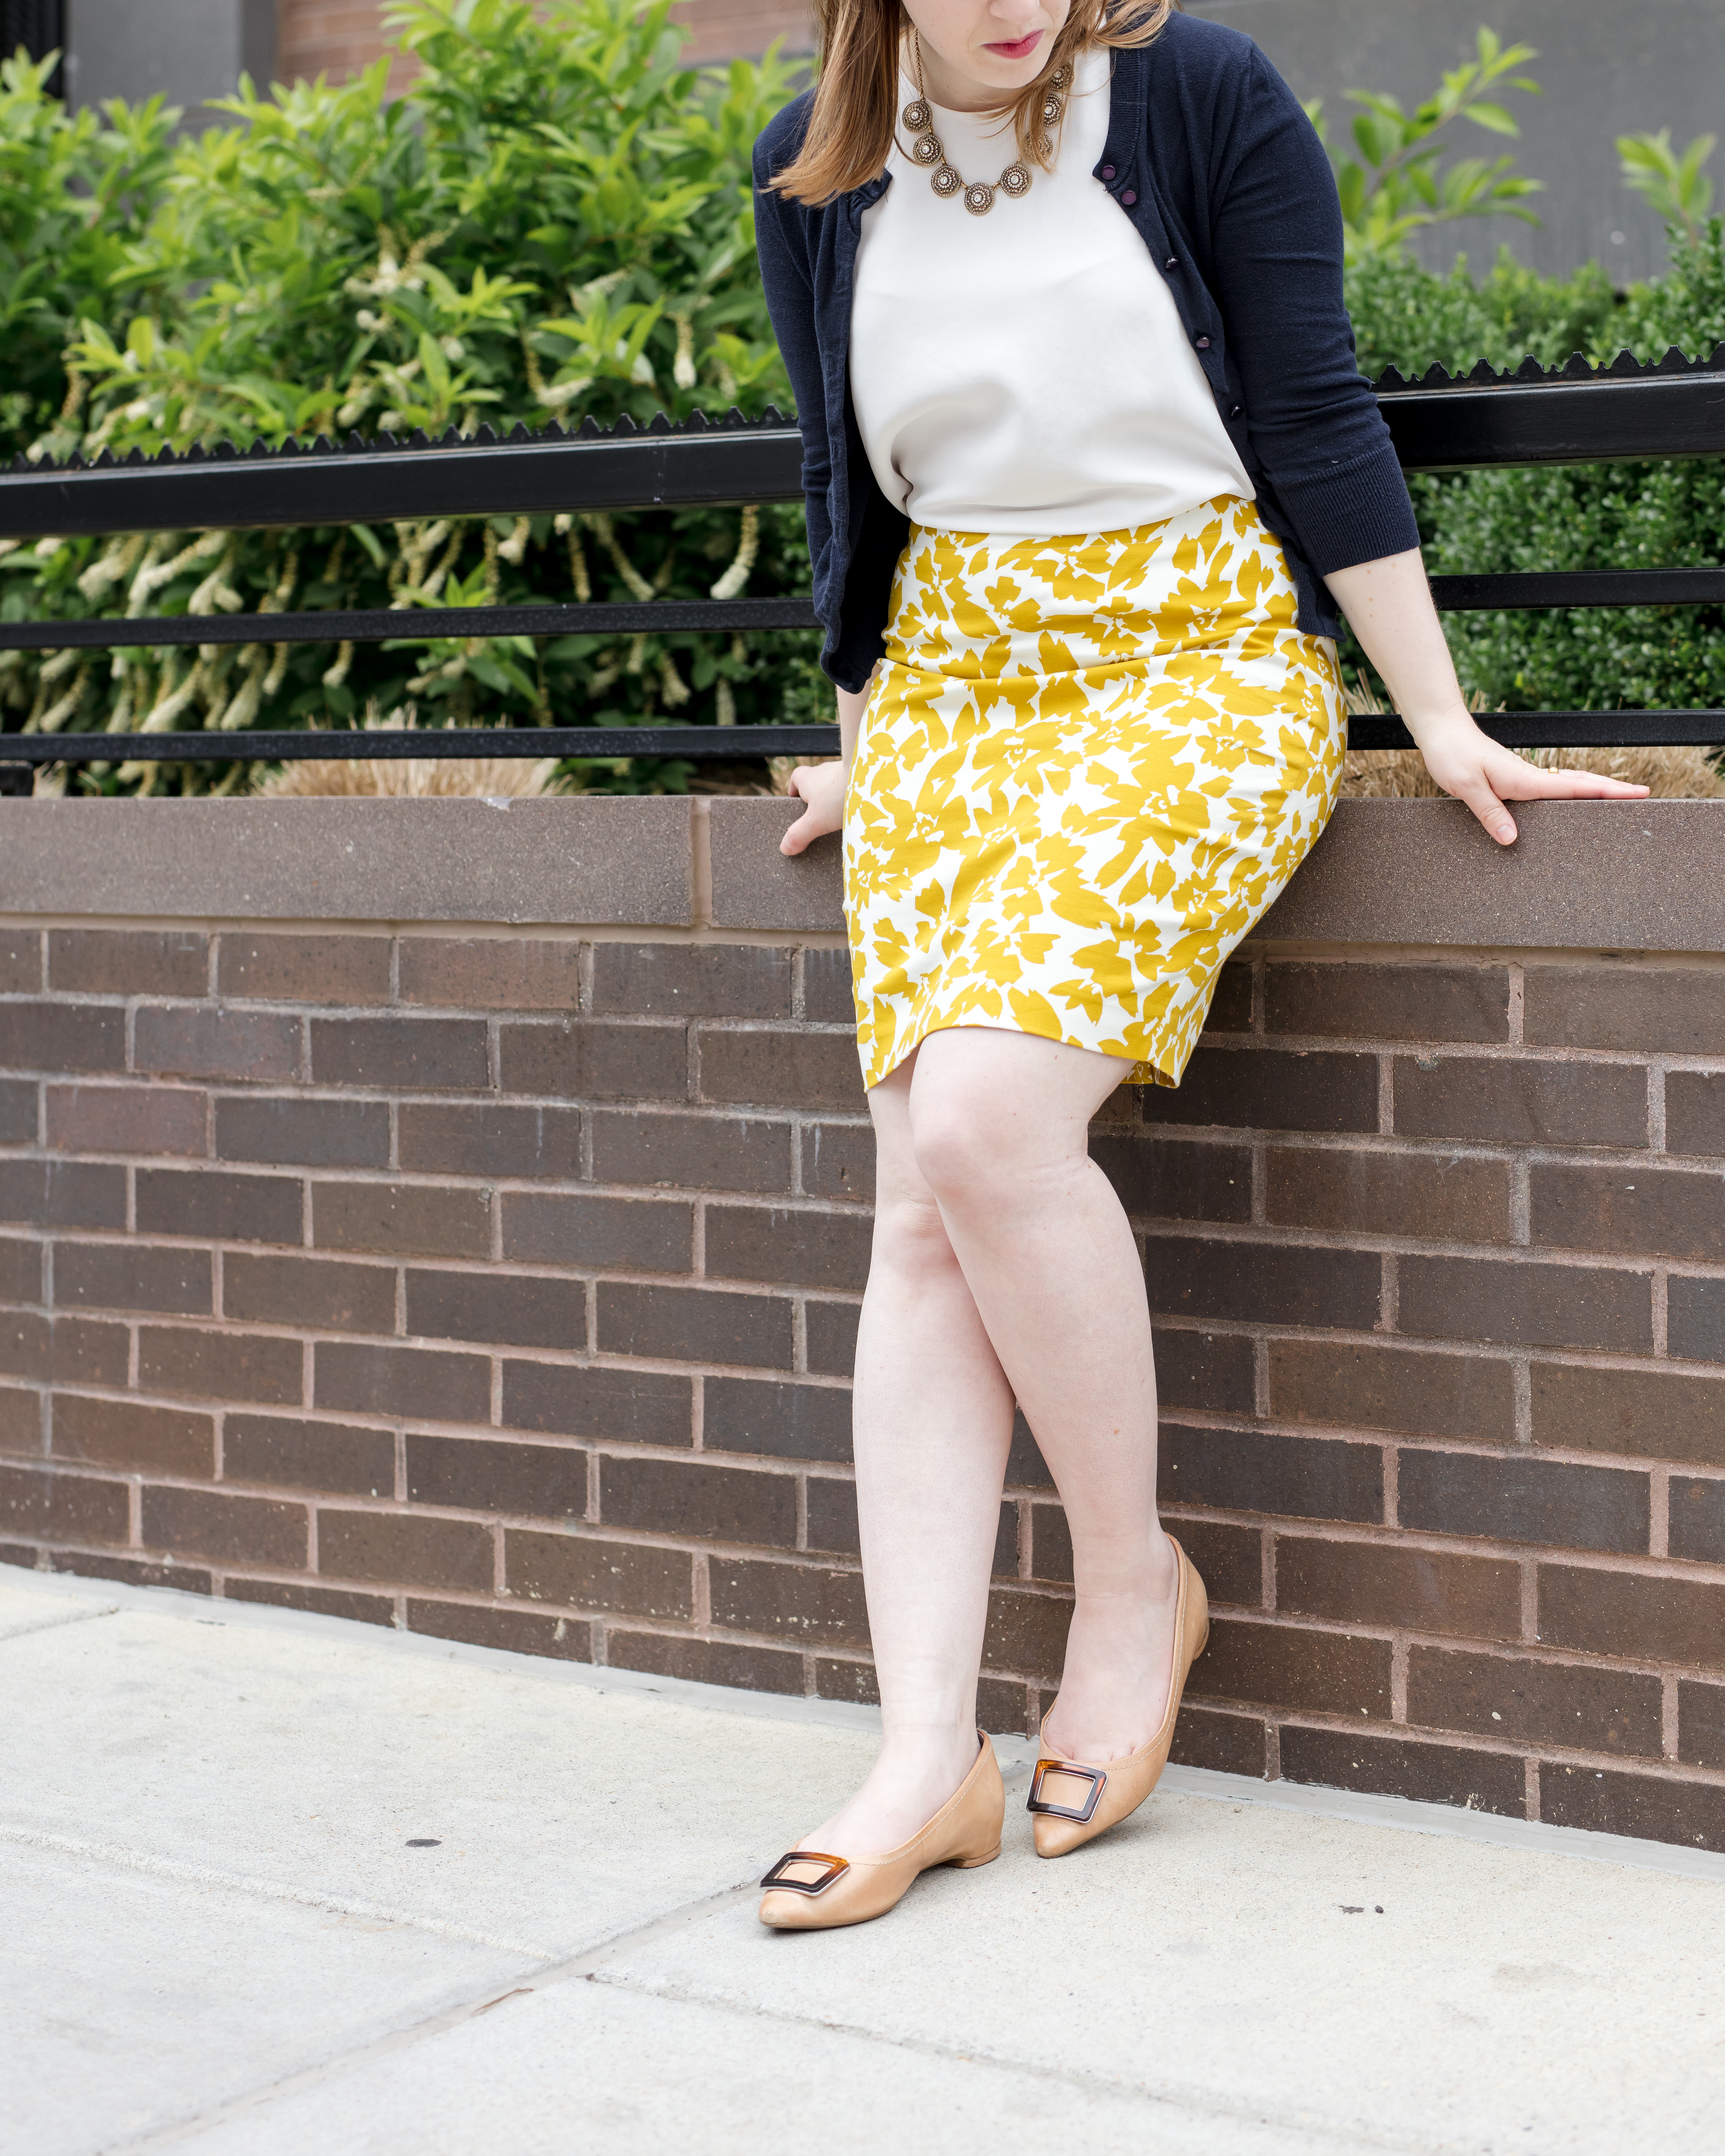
top-left (0, 795), bottom-right (1718, 949)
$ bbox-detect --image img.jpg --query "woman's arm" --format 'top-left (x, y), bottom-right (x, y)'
top-left (1326, 552), bottom-right (1648, 844)
top-left (780, 675), bottom-right (871, 857)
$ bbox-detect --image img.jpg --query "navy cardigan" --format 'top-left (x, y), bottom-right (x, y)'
top-left (752, 10), bottom-right (1418, 693)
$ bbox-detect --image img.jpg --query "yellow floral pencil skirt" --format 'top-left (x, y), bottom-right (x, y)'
top-left (845, 494), bottom-right (1347, 1091)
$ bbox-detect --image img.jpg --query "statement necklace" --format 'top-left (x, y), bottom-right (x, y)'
top-left (901, 34), bottom-right (1068, 216)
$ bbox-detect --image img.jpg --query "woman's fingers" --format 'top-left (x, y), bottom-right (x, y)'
top-left (1452, 773), bottom-right (1520, 847)
top-left (1491, 761), bottom-right (1652, 802)
top-left (780, 801), bottom-right (820, 856)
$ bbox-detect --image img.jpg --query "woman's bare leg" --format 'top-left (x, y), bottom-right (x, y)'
top-left (799, 1044), bottom-right (1017, 1857)
top-left (800, 1024), bottom-right (1178, 1859)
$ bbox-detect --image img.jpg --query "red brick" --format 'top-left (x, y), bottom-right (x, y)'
top-left (0, 1313), bottom-right (128, 1388)
top-left (1269, 1338), bottom-right (1514, 1442)
top-left (0, 1002), bottom-right (125, 1073)
top-left (138, 1325), bottom-right (304, 1406)
top-left (1091, 1135), bottom-right (1253, 1224)
top-left (136, 1168), bottom-right (303, 1246)
top-left (53, 1393), bottom-right (214, 1478)
top-left (499, 1020), bottom-right (687, 1101)
top-left (708, 1555), bottom-right (869, 1646)
top-left (800, 949), bottom-right (858, 1024)
top-left (1409, 1643), bottom-right (1663, 1755)
top-left (1007, 1410), bottom-right (1054, 1489)
top-left (406, 1597), bottom-right (594, 1659)
top-left (0, 929), bottom-right (41, 992)
top-left (0, 1079), bottom-right (37, 1143)
top-left (703, 1376), bottom-right (851, 1462)
top-left (1266, 1146), bottom-right (1512, 1243)
top-left (1540, 1763), bottom-right (1725, 1852)
top-left (398, 937), bottom-right (582, 1010)
top-left (1203, 962), bottom-right (1254, 1034)
top-left (406, 1432), bottom-right (585, 1519)
top-left (1265, 961), bottom-right (1510, 1043)
top-left (1167, 1518), bottom-right (1263, 1606)
top-left (1279, 1725), bottom-right (1523, 1815)
top-left (0, 1461), bottom-right (129, 1544)
top-left (1537, 1564), bottom-right (1725, 1671)
top-left (1666, 1072), bottom-right (1725, 1160)
top-left (1146, 1234), bottom-right (1381, 1329)
top-left (1160, 1420), bottom-right (1383, 1524)
top-left (397, 1104), bottom-right (582, 1179)
top-left (981, 1585), bottom-right (1070, 1682)
top-left (504, 1527), bottom-right (693, 1617)
top-left (1144, 1047), bottom-right (1378, 1134)
top-left (1670, 1277), bottom-right (1725, 1365)
top-left (217, 933), bottom-right (392, 1005)
top-left (501, 1360), bottom-right (691, 1446)
top-left (142, 1486), bottom-right (308, 1570)
top-left (1523, 964), bottom-right (1725, 1056)
top-left (597, 1280), bottom-right (793, 1369)
top-left (46, 1083), bottom-right (208, 1158)
top-left (406, 1270), bottom-right (585, 1352)
top-left (53, 1242), bottom-right (209, 1317)
top-left (135, 1007), bottom-right (302, 1083)
top-left (805, 1475), bottom-right (860, 1555)
top-left (0, 1385), bottom-right (38, 1457)
top-left (1531, 1362), bottom-right (1725, 1468)
top-left (501, 1192), bottom-right (691, 1275)
top-left (1397, 1255), bottom-right (1652, 1354)
top-left (311, 1016), bottom-right (489, 1090)
top-left (592, 1108), bottom-right (792, 1193)
top-left (1531, 1164), bottom-right (1725, 1265)
top-left (224, 1414), bottom-right (395, 1497)
top-left (1678, 1679), bottom-right (1725, 1769)
top-left (1275, 1534), bottom-right (1521, 1640)
top-left (608, 1629), bottom-right (804, 1693)
top-left (1170, 1702), bottom-right (1269, 1776)
top-left (216, 1096), bottom-right (390, 1169)
top-left (1155, 1326), bottom-right (1255, 1416)
top-left (805, 1299), bottom-right (860, 1378)
top-left (600, 1454), bottom-right (797, 1548)
top-left (1669, 1477), bottom-right (1725, 1565)
top-left (1399, 1447), bottom-right (1649, 1555)
top-left (314, 1342), bottom-right (491, 1424)
top-left (312, 1181), bottom-right (489, 1259)
top-left (46, 1551), bottom-right (211, 1594)
top-left (1393, 1056), bottom-right (1647, 1150)
top-left (223, 1252), bottom-right (397, 1335)
top-left (0, 1162), bottom-right (124, 1231)
top-left (317, 1508), bottom-right (494, 1591)
top-left (697, 1028), bottom-right (864, 1112)
top-left (592, 942), bottom-right (791, 1018)
top-left (224, 1578), bottom-right (395, 1624)
top-left (49, 929), bottom-right (208, 997)
top-left (704, 1204), bottom-right (872, 1292)
top-left (800, 1120), bottom-right (874, 1204)
top-left (0, 1236), bottom-right (42, 1304)
top-left (1190, 1616), bottom-right (1392, 1717)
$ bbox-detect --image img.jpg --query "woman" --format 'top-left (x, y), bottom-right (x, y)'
top-left (750, 0), bottom-right (1646, 1931)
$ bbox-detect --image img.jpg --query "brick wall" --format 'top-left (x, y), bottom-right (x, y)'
top-left (1, 796), bottom-right (1722, 1855)
top-left (273, 0), bottom-right (812, 81)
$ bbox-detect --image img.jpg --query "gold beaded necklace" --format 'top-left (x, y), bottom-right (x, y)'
top-left (900, 32), bottom-right (1069, 217)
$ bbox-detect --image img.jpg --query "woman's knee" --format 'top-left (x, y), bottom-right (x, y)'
top-left (908, 1085), bottom-right (1026, 1210)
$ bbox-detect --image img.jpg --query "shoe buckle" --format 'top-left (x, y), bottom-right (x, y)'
top-left (1026, 1759), bottom-right (1107, 1824)
top-left (760, 1850), bottom-right (851, 1895)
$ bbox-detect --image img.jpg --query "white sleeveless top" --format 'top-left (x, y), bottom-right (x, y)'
top-left (850, 45), bottom-right (1252, 537)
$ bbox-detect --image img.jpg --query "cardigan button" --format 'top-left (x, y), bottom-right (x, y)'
top-left (1100, 164), bottom-right (1115, 179)
top-left (1164, 255), bottom-right (1178, 269)
top-left (1231, 404), bottom-right (1242, 417)
top-left (1196, 335), bottom-right (1211, 349)
top-left (1120, 189), bottom-right (1137, 205)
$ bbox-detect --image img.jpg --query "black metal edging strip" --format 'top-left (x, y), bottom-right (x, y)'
top-left (1383, 371), bottom-right (1725, 470)
top-left (0, 595), bottom-right (822, 652)
top-left (3, 573), bottom-right (1721, 655)
top-left (0, 713), bottom-right (1719, 768)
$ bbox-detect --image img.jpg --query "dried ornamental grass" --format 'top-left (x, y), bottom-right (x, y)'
top-left (1337, 682), bottom-right (1725, 800)
top-left (252, 708), bottom-right (565, 800)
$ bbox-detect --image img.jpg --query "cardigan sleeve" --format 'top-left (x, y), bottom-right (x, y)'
top-left (1203, 50), bottom-right (1419, 575)
top-left (751, 120), bottom-right (836, 599)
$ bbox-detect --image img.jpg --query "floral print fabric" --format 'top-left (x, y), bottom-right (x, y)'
top-left (845, 496), bottom-right (1346, 1090)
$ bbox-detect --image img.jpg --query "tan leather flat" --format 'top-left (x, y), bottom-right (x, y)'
top-left (1028, 1535), bottom-right (1209, 1859)
top-left (758, 1730), bottom-right (1005, 1930)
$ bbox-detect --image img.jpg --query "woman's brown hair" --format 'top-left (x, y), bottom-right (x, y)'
top-left (771, 0), bottom-right (1175, 207)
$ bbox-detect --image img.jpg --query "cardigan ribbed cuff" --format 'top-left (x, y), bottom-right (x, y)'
top-left (1276, 438), bottom-right (1422, 577)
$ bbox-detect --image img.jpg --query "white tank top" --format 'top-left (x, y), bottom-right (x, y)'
top-left (850, 44), bottom-right (1253, 537)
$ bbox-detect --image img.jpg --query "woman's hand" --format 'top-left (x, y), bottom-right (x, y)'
top-left (779, 759), bottom-right (850, 856)
top-left (1411, 700), bottom-right (1649, 848)
top-left (1324, 553), bottom-right (1649, 846)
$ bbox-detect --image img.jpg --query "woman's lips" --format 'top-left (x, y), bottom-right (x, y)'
top-left (983, 31), bottom-right (1043, 57)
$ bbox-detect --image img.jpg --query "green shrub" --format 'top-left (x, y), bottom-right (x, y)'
top-left (0, 0), bottom-right (817, 787)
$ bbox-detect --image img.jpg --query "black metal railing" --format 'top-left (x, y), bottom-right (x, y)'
top-left (1, 342), bottom-right (1722, 785)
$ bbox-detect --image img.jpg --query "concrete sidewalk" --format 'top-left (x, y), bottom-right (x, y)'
top-left (4, 1563), bottom-right (1723, 2156)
